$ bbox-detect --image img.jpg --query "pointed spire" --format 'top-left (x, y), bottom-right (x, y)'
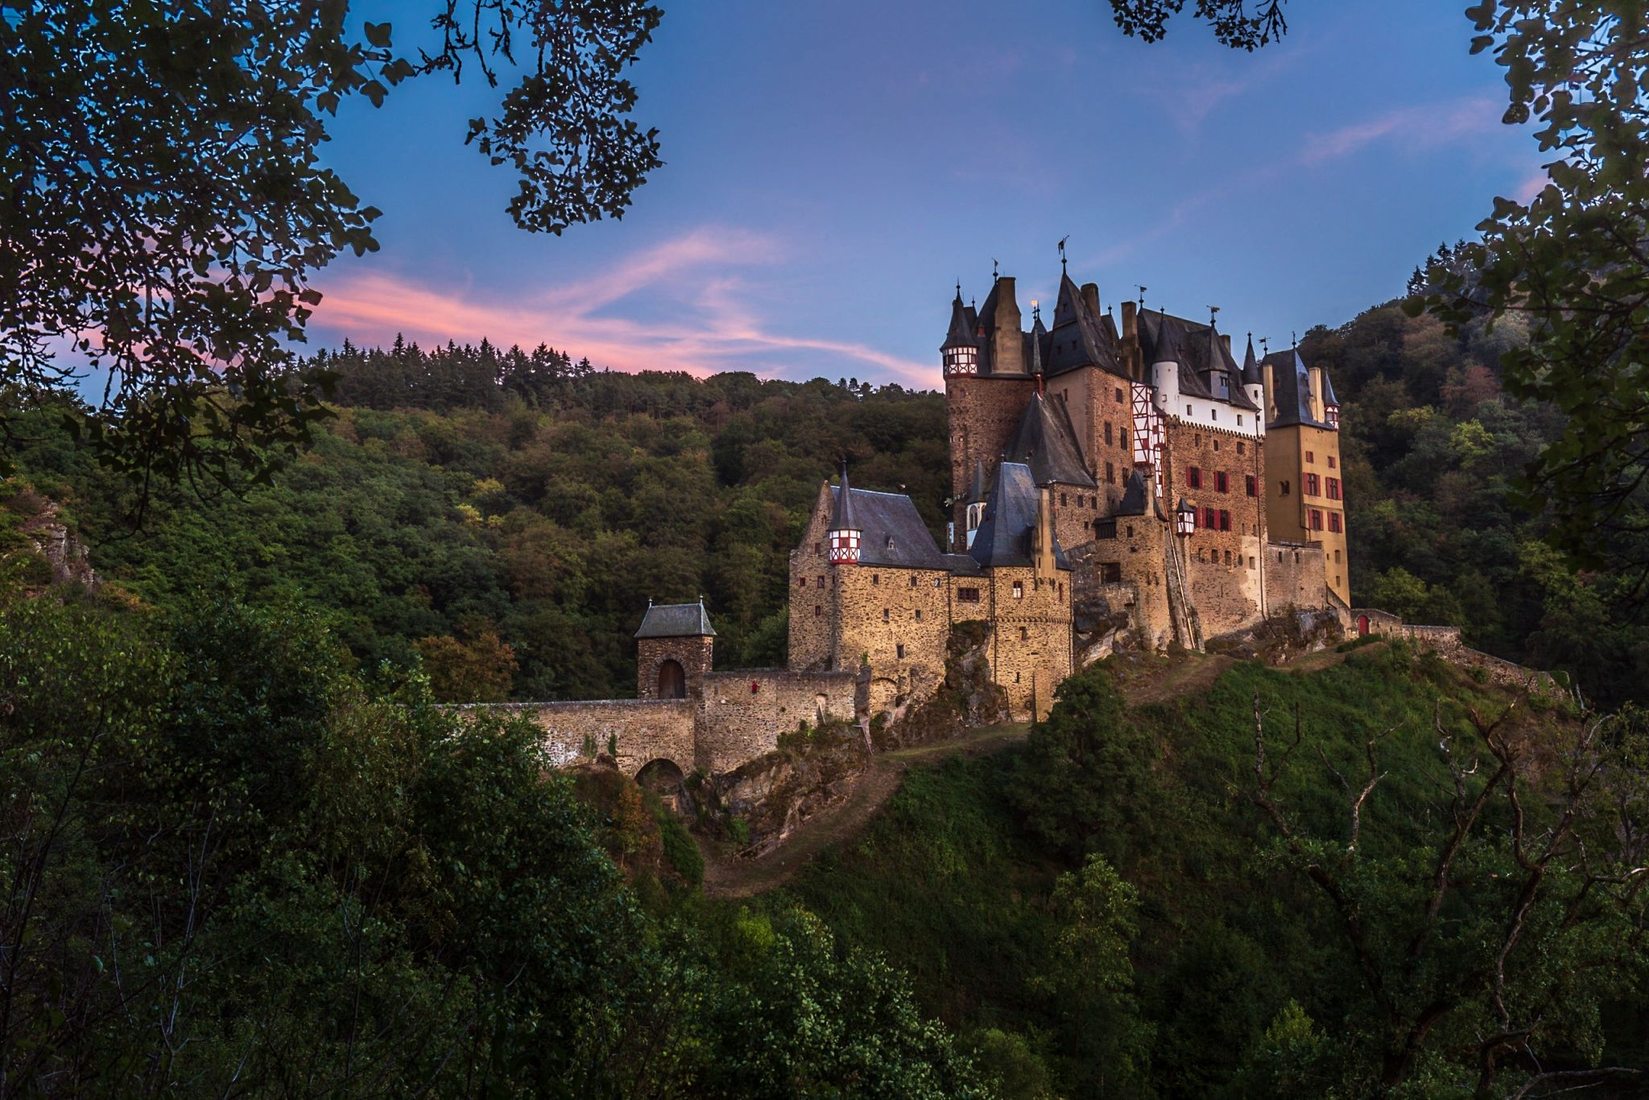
top-left (827, 461), bottom-right (862, 565)
top-left (830, 460), bottom-right (857, 530)
top-left (965, 456), bottom-right (990, 504)
top-left (1241, 333), bottom-right (1262, 387)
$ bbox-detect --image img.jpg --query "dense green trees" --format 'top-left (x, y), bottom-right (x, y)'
top-left (0, 594), bottom-right (983, 1096)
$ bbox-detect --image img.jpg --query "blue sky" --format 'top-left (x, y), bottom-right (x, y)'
top-left (307, 1), bottom-right (1544, 389)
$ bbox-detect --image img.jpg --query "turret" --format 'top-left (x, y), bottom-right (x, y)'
top-left (1241, 334), bottom-right (1265, 410)
top-left (941, 286), bottom-right (979, 377)
top-left (826, 463), bottom-right (863, 564)
top-left (962, 457), bottom-right (989, 549)
top-left (1029, 300), bottom-right (1046, 389)
top-left (1321, 368), bottom-right (1341, 429)
top-left (1151, 322), bottom-right (1181, 414)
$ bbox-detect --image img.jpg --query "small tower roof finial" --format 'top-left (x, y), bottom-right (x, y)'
top-left (1209, 304), bottom-right (1221, 326)
top-left (992, 258), bottom-right (999, 281)
top-left (1136, 284), bottom-right (1148, 308)
top-left (1058, 234), bottom-right (1070, 274)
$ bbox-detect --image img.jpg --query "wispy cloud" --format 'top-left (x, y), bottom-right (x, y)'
top-left (309, 227), bottom-right (938, 387)
top-left (1298, 95), bottom-right (1501, 165)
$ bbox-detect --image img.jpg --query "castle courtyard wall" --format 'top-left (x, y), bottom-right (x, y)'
top-left (1265, 541), bottom-right (1330, 612)
top-left (459, 700), bottom-right (697, 777)
top-left (696, 669), bottom-right (860, 775)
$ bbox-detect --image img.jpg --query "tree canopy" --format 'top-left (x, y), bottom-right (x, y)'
top-left (0, 0), bottom-right (661, 497)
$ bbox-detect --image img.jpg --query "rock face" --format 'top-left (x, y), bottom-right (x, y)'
top-left (696, 719), bottom-right (870, 857)
top-left (874, 620), bottom-right (1008, 751)
top-left (9, 496), bottom-right (99, 591)
top-left (1207, 607), bottom-right (1344, 664)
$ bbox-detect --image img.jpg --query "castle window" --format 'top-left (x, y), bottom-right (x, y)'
top-left (814, 604), bottom-right (823, 617)
top-left (1237, 441), bottom-right (1245, 455)
top-left (1335, 549), bottom-right (1342, 563)
top-left (1213, 438), bottom-right (1220, 451)
top-left (1249, 556), bottom-right (1257, 569)
top-left (958, 587), bottom-right (981, 603)
top-left (1219, 510), bottom-right (1231, 531)
top-left (886, 536), bottom-right (895, 551)
top-left (1115, 387), bottom-right (1124, 402)
top-left (1328, 512), bottom-right (1343, 533)
top-left (1014, 672), bottom-right (1021, 684)
top-left (1012, 581), bottom-right (1024, 599)
top-left (882, 608), bottom-right (890, 622)
top-left (910, 574), bottom-right (918, 587)
top-left (1245, 475), bottom-right (1257, 497)
top-left (1309, 509), bottom-right (1324, 531)
top-left (1204, 507), bottom-right (1218, 529)
top-left (872, 574), bottom-right (880, 585)
top-left (934, 577), bottom-right (942, 588)
top-left (1295, 551), bottom-right (1301, 563)
top-left (1237, 415), bottom-right (1244, 426)
top-left (1186, 466), bottom-right (1202, 489)
top-left (1215, 470), bottom-right (1229, 493)
top-left (914, 609), bottom-right (923, 621)
top-left (1061, 492), bottom-right (1068, 506)
top-left (815, 542), bottom-right (822, 555)
top-left (1187, 404), bottom-right (1193, 416)
top-left (897, 644), bottom-right (906, 659)
top-left (1119, 427), bottom-right (1128, 450)
top-left (1106, 462), bottom-right (1115, 484)
top-left (1095, 518), bottom-right (1117, 539)
top-left (1019, 626), bottom-right (1029, 641)
top-left (1280, 480), bottom-right (1291, 496)
top-left (1328, 455), bottom-right (1337, 469)
top-left (1326, 477), bottom-right (1342, 501)
top-left (1126, 525), bottom-right (1134, 538)
top-left (816, 576), bottom-right (824, 588)
top-left (798, 576), bottom-right (806, 588)
top-left (1100, 562), bottom-right (1122, 583)
top-left (1104, 421), bottom-right (1113, 446)
top-left (1224, 550), bottom-right (1232, 565)
top-left (1211, 408), bottom-right (1219, 422)
top-left (1304, 473), bottom-right (1321, 496)
top-left (1305, 450), bottom-right (1315, 463)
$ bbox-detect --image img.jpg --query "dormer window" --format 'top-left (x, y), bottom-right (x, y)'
top-left (885, 535), bottom-right (895, 551)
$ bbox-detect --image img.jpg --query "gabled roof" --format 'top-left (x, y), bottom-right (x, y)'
top-left (1008, 393), bottom-right (1097, 488)
top-left (1261, 348), bottom-right (1333, 429)
top-left (828, 485), bottom-right (949, 569)
top-left (1117, 470), bottom-right (1149, 516)
top-left (1047, 273), bottom-right (1125, 377)
top-left (636, 600), bottom-right (716, 638)
top-left (969, 461), bottom-right (1071, 571)
top-left (1140, 310), bottom-right (1258, 410)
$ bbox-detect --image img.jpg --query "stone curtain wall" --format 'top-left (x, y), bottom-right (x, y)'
top-left (457, 700), bottom-right (696, 777)
top-left (1163, 420), bottom-right (1268, 637)
top-left (836, 565), bottom-right (953, 707)
top-left (986, 565), bottom-right (1073, 720)
top-left (1264, 541), bottom-right (1329, 614)
top-left (946, 375), bottom-right (1036, 550)
top-left (787, 482), bottom-right (837, 672)
top-left (697, 670), bottom-right (859, 775)
top-left (1349, 609), bottom-right (1561, 695)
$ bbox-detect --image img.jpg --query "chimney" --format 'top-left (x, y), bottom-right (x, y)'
top-left (993, 276), bottom-right (1024, 374)
top-left (1263, 363), bottom-right (1277, 422)
top-left (1121, 301), bottom-right (1139, 379)
top-left (1081, 282), bottom-right (1100, 317)
top-left (1034, 486), bottom-right (1057, 576)
top-left (1307, 365), bottom-right (1324, 421)
top-left (1220, 334), bottom-right (1232, 355)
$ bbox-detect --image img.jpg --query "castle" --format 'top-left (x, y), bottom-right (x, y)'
top-left (496, 263), bottom-right (1350, 779)
top-left (786, 264), bottom-right (1349, 720)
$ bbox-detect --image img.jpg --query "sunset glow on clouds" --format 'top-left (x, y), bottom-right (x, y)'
top-left (308, 228), bottom-right (939, 387)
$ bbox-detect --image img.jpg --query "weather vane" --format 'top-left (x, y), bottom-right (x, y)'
top-left (992, 258), bottom-right (999, 281)
top-left (1058, 235), bottom-right (1070, 273)
top-left (1135, 285), bottom-right (1148, 308)
top-left (1209, 304), bottom-right (1221, 326)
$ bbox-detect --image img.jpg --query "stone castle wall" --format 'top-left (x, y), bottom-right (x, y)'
top-left (636, 635), bottom-right (713, 699)
top-left (1264, 541), bottom-right (1330, 613)
top-left (984, 565), bottom-right (1073, 720)
top-left (1349, 609), bottom-right (1560, 695)
top-left (696, 669), bottom-right (860, 775)
top-left (1162, 420), bottom-right (1268, 637)
top-left (946, 374), bottom-right (1036, 550)
top-left (460, 699), bottom-right (697, 777)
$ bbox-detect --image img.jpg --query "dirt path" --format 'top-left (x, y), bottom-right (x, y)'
top-left (1277, 639), bottom-right (1387, 674)
top-left (699, 722), bottom-right (1029, 899)
top-left (1106, 651), bottom-right (1237, 708)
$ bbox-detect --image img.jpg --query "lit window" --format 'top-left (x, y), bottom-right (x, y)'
top-left (1012, 581), bottom-right (1024, 599)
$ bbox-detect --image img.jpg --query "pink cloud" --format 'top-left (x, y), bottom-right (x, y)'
top-left (309, 228), bottom-right (938, 388)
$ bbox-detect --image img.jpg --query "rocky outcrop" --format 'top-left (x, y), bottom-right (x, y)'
top-left (1207, 606), bottom-right (1344, 664)
top-left (5, 494), bottom-right (99, 592)
top-left (874, 620), bottom-right (1008, 751)
top-left (694, 718), bottom-right (870, 856)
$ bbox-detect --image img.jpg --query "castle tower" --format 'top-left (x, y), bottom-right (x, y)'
top-left (826, 462), bottom-right (863, 564)
top-left (945, 276), bottom-right (1037, 550)
top-left (1261, 347), bottom-right (1349, 606)
top-left (635, 599), bottom-right (715, 700)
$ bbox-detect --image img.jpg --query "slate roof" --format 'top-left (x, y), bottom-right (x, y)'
top-left (1117, 470), bottom-right (1149, 516)
top-left (1261, 348), bottom-right (1334, 429)
top-left (962, 457), bottom-right (990, 505)
top-left (635, 600), bottom-right (716, 638)
top-left (969, 461), bottom-right (1071, 571)
top-left (1008, 393), bottom-right (1097, 488)
top-left (828, 486), bottom-right (949, 569)
top-left (829, 464), bottom-right (859, 531)
top-left (943, 552), bottom-right (985, 577)
top-left (1047, 273), bottom-right (1125, 377)
top-left (1321, 369), bottom-right (1340, 407)
top-left (942, 291), bottom-right (977, 351)
top-left (1241, 335), bottom-right (1263, 388)
top-left (1138, 310), bottom-right (1258, 411)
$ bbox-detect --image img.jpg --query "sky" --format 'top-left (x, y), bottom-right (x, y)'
top-left (306, 0), bottom-right (1547, 391)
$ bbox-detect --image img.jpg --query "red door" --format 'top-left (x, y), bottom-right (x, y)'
top-left (1357, 615), bottom-right (1369, 638)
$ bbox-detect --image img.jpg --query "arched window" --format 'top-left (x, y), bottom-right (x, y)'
top-left (657, 659), bottom-right (686, 699)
